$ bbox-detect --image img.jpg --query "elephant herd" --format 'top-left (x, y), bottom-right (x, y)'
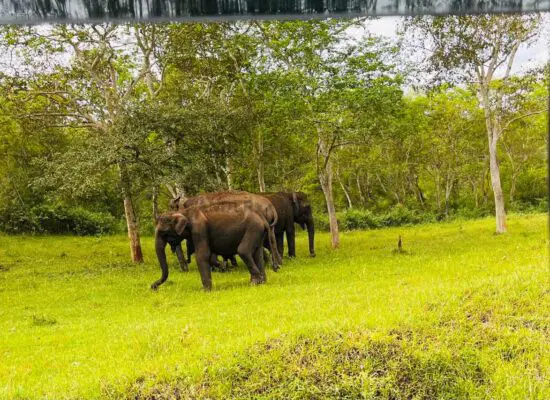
top-left (152, 190), bottom-right (316, 291)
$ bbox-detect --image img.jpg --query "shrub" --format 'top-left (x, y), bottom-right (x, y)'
top-left (312, 212), bottom-right (330, 232)
top-left (339, 208), bottom-right (381, 230)
top-left (453, 207), bottom-right (492, 220)
top-left (315, 207), bottom-right (434, 232)
top-left (0, 204), bottom-right (116, 235)
top-left (377, 205), bottom-right (429, 227)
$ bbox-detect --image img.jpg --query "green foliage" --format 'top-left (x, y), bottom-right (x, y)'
top-left (338, 207), bottom-right (429, 230)
top-left (0, 19), bottom-right (547, 244)
top-left (0, 204), bottom-right (117, 235)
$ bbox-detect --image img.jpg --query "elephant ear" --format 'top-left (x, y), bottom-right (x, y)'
top-left (174, 214), bottom-right (188, 235)
top-left (292, 192), bottom-right (300, 216)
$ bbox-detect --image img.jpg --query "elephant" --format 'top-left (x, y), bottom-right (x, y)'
top-left (152, 203), bottom-right (270, 291)
top-left (170, 190), bottom-right (283, 270)
top-left (259, 191), bottom-right (315, 259)
top-left (185, 238), bottom-right (238, 271)
top-left (168, 194), bottom-right (239, 271)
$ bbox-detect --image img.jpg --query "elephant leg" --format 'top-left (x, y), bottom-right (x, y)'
top-left (230, 255), bottom-right (238, 267)
top-left (238, 235), bottom-right (262, 284)
top-left (276, 232), bottom-right (284, 261)
top-left (196, 252), bottom-right (213, 291)
top-left (186, 239), bottom-right (194, 264)
top-left (286, 225), bottom-right (296, 258)
top-left (175, 244), bottom-right (188, 272)
top-left (253, 245), bottom-right (266, 283)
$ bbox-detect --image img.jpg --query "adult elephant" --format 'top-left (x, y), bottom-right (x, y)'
top-left (168, 194), bottom-right (238, 270)
top-left (170, 190), bottom-right (283, 270)
top-left (259, 191), bottom-right (315, 259)
top-left (152, 203), bottom-right (269, 291)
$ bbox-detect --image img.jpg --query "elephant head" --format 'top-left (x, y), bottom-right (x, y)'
top-left (291, 192), bottom-right (315, 257)
top-left (151, 212), bottom-right (189, 290)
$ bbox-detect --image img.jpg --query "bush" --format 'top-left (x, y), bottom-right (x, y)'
top-left (315, 206), bottom-right (434, 232)
top-left (339, 208), bottom-right (382, 230)
top-left (0, 204), bottom-right (117, 235)
top-left (453, 207), bottom-right (492, 220)
top-left (313, 212), bottom-right (331, 232)
top-left (377, 205), bottom-right (431, 227)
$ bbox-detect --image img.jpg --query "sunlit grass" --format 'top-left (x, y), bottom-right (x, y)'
top-left (0, 214), bottom-right (548, 399)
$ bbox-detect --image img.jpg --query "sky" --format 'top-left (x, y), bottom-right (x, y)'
top-left (357, 15), bottom-right (549, 77)
top-left (1, 15), bottom-right (548, 80)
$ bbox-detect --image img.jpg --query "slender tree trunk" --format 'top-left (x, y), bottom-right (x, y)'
top-left (376, 174), bottom-right (388, 194)
top-left (337, 170), bottom-right (352, 209)
top-left (356, 173), bottom-right (366, 205)
top-left (444, 174), bottom-right (454, 218)
top-left (119, 164), bottom-right (143, 263)
top-left (510, 172), bottom-right (517, 204)
top-left (316, 125), bottom-right (340, 249)
top-left (319, 163), bottom-right (339, 249)
top-left (435, 171), bottom-right (442, 211)
top-left (257, 131), bottom-right (266, 192)
top-left (225, 157), bottom-right (233, 190)
top-left (479, 84), bottom-right (507, 233)
top-left (152, 185), bottom-right (159, 222)
top-left (258, 162), bottom-right (266, 192)
top-left (488, 134), bottom-right (507, 233)
top-left (481, 162), bottom-right (489, 206)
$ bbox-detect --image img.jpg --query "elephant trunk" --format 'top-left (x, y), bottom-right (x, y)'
top-left (306, 215), bottom-right (315, 257)
top-left (152, 235), bottom-right (169, 289)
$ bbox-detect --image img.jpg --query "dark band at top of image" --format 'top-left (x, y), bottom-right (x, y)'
top-left (2, 0), bottom-right (550, 24)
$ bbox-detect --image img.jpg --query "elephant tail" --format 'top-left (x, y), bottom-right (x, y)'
top-left (269, 204), bottom-right (278, 227)
top-left (263, 214), bottom-right (282, 268)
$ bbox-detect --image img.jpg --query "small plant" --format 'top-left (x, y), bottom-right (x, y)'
top-left (31, 315), bottom-right (57, 327)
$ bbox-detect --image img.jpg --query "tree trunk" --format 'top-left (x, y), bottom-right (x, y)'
top-left (225, 157), bottom-right (233, 190)
top-left (481, 163), bottom-right (489, 206)
top-left (356, 174), bottom-right (366, 205)
top-left (119, 164), bottom-right (144, 263)
top-left (319, 158), bottom-right (339, 249)
top-left (257, 131), bottom-right (266, 192)
top-left (444, 173), bottom-right (454, 218)
top-left (509, 172), bottom-right (517, 204)
top-left (435, 172), bottom-right (442, 211)
top-left (479, 84), bottom-right (507, 233)
top-left (337, 170), bottom-right (352, 209)
top-left (488, 135), bottom-right (507, 233)
top-left (152, 185), bottom-right (159, 223)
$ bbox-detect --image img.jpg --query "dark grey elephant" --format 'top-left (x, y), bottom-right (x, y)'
top-left (152, 203), bottom-right (270, 291)
top-left (170, 190), bottom-right (283, 270)
top-left (259, 191), bottom-right (315, 259)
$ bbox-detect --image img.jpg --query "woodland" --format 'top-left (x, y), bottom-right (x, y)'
top-left (0, 15), bottom-right (547, 259)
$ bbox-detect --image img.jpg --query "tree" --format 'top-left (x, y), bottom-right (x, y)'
top-left (403, 14), bottom-right (544, 233)
top-left (0, 24), bottom-right (168, 261)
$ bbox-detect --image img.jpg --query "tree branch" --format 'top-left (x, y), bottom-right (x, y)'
top-left (499, 109), bottom-right (545, 137)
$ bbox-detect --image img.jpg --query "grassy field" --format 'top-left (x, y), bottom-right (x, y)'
top-left (0, 214), bottom-right (548, 399)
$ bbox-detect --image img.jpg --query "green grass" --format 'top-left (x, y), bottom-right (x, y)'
top-left (0, 214), bottom-right (548, 399)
